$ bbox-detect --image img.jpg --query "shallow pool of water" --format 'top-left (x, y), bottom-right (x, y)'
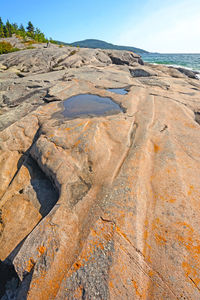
top-left (107, 88), bottom-right (128, 95)
top-left (61, 94), bottom-right (123, 118)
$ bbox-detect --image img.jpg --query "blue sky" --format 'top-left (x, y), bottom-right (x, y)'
top-left (1, 0), bottom-right (200, 53)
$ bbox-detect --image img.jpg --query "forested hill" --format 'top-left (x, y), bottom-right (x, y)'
top-left (0, 17), bottom-right (58, 44)
top-left (67, 39), bottom-right (148, 54)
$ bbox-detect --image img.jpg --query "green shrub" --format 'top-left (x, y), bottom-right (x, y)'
top-left (26, 46), bottom-right (35, 49)
top-left (22, 40), bottom-right (35, 45)
top-left (69, 50), bottom-right (77, 56)
top-left (0, 41), bottom-right (20, 54)
top-left (49, 39), bottom-right (59, 45)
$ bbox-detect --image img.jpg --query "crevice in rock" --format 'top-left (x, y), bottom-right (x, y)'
top-left (160, 124), bottom-right (168, 132)
top-left (111, 122), bottom-right (138, 182)
top-left (0, 252), bottom-right (34, 300)
top-left (150, 93), bottom-right (188, 108)
top-left (88, 160), bottom-right (93, 173)
top-left (140, 79), bottom-right (170, 90)
top-left (7, 126), bottom-right (42, 189)
top-left (109, 56), bottom-right (130, 66)
top-left (0, 259), bottom-right (20, 299)
top-left (43, 89), bottom-right (61, 103)
top-left (17, 270), bottom-right (34, 299)
top-left (23, 156), bottom-right (59, 217)
top-left (179, 91), bottom-right (195, 96)
top-left (194, 112), bottom-right (200, 125)
top-left (188, 276), bottom-right (200, 292)
top-left (5, 125), bottom-right (59, 217)
top-left (2, 88), bottom-right (47, 109)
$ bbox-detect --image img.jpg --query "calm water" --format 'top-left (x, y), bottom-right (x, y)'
top-left (107, 88), bottom-right (128, 95)
top-left (141, 53), bottom-right (200, 72)
top-left (62, 94), bottom-right (123, 118)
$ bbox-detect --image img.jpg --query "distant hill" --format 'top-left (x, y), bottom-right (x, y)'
top-left (56, 39), bottom-right (148, 54)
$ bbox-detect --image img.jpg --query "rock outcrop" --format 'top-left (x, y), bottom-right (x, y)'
top-left (0, 39), bottom-right (200, 299)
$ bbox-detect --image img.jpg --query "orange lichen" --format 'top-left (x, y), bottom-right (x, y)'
top-left (182, 261), bottom-right (200, 286)
top-left (184, 122), bottom-right (196, 129)
top-left (154, 233), bottom-right (167, 245)
top-left (73, 285), bottom-right (84, 298)
top-left (169, 198), bottom-right (176, 203)
top-left (151, 218), bottom-right (160, 230)
top-left (73, 140), bottom-right (81, 147)
top-left (148, 270), bottom-right (154, 277)
top-left (65, 121), bottom-right (86, 132)
top-left (146, 255), bottom-right (152, 264)
top-left (188, 185), bottom-right (194, 196)
top-left (37, 245), bottom-right (46, 256)
top-left (73, 261), bottom-right (82, 271)
top-left (154, 144), bottom-right (160, 153)
top-left (132, 279), bottom-right (143, 298)
top-left (143, 230), bottom-right (148, 241)
top-left (176, 222), bottom-right (200, 257)
top-left (26, 257), bottom-right (35, 272)
top-left (109, 281), bottom-right (114, 288)
top-left (116, 226), bottom-right (132, 244)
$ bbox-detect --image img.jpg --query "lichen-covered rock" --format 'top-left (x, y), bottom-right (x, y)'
top-left (0, 37), bottom-right (200, 299)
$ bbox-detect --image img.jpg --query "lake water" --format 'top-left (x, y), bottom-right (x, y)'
top-left (141, 53), bottom-right (200, 73)
top-left (62, 94), bottom-right (123, 119)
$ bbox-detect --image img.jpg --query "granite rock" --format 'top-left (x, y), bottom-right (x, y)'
top-left (0, 38), bottom-right (200, 299)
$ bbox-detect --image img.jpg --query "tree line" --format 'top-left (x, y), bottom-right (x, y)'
top-left (0, 18), bottom-right (55, 43)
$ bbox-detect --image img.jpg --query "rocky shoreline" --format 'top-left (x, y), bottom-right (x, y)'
top-left (0, 39), bottom-right (200, 299)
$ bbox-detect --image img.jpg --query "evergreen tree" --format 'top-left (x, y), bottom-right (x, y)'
top-left (0, 25), bottom-right (4, 38)
top-left (0, 17), bottom-right (3, 27)
top-left (5, 20), bottom-right (16, 37)
top-left (12, 23), bottom-right (18, 33)
top-left (18, 24), bottom-right (26, 38)
top-left (6, 20), bottom-right (11, 36)
top-left (0, 17), bottom-right (56, 48)
top-left (3, 25), bottom-right (9, 37)
top-left (26, 21), bottom-right (34, 33)
top-left (34, 27), bottom-right (46, 42)
top-left (19, 24), bottom-right (25, 32)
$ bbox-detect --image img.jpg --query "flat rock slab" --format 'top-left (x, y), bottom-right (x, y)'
top-left (0, 39), bottom-right (200, 299)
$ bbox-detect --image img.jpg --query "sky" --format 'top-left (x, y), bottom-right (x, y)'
top-left (1, 0), bottom-right (200, 53)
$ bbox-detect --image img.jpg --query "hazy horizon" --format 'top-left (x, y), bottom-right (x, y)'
top-left (1, 0), bottom-right (200, 53)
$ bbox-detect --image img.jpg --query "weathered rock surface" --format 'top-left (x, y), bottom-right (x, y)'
top-left (176, 67), bottom-right (199, 79)
top-left (0, 38), bottom-right (200, 299)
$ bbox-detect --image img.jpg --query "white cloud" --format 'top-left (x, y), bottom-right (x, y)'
top-left (116, 0), bottom-right (200, 53)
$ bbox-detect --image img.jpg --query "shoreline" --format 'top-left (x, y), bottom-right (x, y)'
top-left (141, 53), bottom-right (200, 76)
top-left (143, 61), bottom-right (200, 80)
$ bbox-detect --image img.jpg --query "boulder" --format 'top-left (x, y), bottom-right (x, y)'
top-left (176, 67), bottom-right (198, 79)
